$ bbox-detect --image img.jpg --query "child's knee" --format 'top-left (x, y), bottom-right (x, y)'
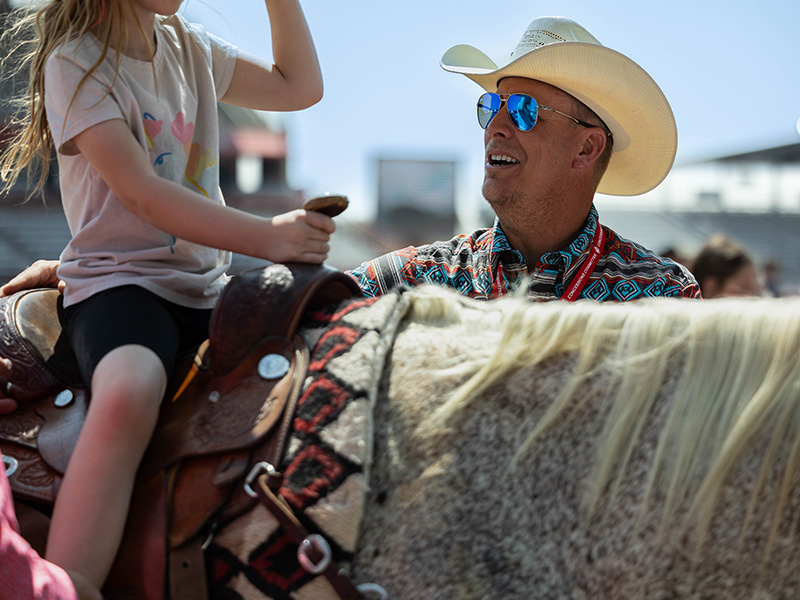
top-left (89, 345), bottom-right (167, 435)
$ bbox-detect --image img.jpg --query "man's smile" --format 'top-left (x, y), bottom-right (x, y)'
top-left (487, 154), bottom-right (521, 167)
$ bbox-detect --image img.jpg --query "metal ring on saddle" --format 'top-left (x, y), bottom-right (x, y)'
top-left (357, 583), bottom-right (388, 599)
top-left (297, 533), bottom-right (332, 574)
top-left (243, 461), bottom-right (277, 498)
top-left (3, 454), bottom-right (19, 477)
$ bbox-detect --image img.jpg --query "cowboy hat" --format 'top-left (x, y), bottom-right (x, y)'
top-left (440, 16), bottom-right (677, 196)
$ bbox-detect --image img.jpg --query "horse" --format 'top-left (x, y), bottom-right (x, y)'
top-left (4, 267), bottom-right (800, 599)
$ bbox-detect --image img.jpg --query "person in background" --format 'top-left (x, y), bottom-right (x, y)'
top-left (762, 259), bottom-right (782, 298)
top-left (659, 246), bottom-right (690, 268)
top-left (690, 234), bottom-right (762, 299)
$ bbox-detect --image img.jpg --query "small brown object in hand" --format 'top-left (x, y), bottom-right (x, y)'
top-left (302, 193), bottom-right (349, 217)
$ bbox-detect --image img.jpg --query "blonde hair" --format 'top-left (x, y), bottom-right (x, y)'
top-left (0, 0), bottom-right (152, 200)
top-left (412, 286), bottom-right (800, 568)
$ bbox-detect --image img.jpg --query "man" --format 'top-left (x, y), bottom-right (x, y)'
top-left (347, 16), bottom-right (701, 301)
top-left (1, 17), bottom-right (698, 302)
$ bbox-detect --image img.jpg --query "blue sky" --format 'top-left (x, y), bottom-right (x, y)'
top-left (182, 0), bottom-right (800, 224)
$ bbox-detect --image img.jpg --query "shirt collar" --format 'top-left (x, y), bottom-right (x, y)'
top-left (490, 204), bottom-right (600, 273)
top-left (538, 204), bottom-right (600, 273)
top-left (487, 218), bottom-right (526, 269)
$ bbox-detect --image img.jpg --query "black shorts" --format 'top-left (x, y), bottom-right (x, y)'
top-left (62, 285), bottom-right (212, 387)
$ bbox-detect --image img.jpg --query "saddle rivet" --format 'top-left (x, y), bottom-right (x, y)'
top-left (208, 391), bottom-right (220, 403)
top-left (54, 390), bottom-right (73, 407)
top-left (258, 354), bottom-right (290, 380)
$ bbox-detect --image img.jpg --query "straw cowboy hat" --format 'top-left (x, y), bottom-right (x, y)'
top-left (440, 16), bottom-right (677, 196)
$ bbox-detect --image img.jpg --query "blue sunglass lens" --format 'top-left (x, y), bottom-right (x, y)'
top-left (507, 94), bottom-right (537, 131)
top-left (477, 93), bottom-right (501, 129)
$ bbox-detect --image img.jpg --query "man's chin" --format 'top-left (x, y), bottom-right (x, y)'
top-left (482, 182), bottom-right (514, 211)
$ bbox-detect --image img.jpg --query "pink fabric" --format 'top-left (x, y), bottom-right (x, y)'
top-left (0, 453), bottom-right (77, 600)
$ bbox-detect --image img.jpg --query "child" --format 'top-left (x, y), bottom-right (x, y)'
top-left (0, 0), bottom-right (331, 589)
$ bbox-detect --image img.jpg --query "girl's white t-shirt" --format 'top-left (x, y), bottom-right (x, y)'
top-left (45, 14), bottom-right (238, 309)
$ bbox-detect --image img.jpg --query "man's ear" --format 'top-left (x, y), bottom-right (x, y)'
top-left (572, 129), bottom-right (607, 170)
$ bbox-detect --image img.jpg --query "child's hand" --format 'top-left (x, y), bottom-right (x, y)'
top-left (266, 209), bottom-right (335, 264)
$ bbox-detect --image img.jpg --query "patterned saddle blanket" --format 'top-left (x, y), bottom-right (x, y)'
top-left (205, 290), bottom-right (411, 600)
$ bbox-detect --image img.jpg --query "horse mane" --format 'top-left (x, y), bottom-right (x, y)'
top-left (405, 285), bottom-right (800, 566)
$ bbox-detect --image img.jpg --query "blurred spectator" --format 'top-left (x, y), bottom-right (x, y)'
top-left (762, 259), bottom-right (782, 297)
top-left (690, 234), bottom-right (762, 299)
top-left (659, 246), bottom-right (690, 268)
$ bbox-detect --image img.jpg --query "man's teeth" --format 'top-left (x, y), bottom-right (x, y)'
top-left (490, 155), bottom-right (520, 165)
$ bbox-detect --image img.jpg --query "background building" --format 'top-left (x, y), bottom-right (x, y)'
top-left (599, 142), bottom-right (800, 295)
top-left (375, 158), bottom-right (456, 246)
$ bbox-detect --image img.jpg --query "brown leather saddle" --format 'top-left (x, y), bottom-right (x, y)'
top-left (0, 263), bottom-right (362, 600)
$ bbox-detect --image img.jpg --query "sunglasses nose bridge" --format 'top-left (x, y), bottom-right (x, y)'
top-left (491, 102), bottom-right (515, 131)
top-left (482, 94), bottom-right (516, 132)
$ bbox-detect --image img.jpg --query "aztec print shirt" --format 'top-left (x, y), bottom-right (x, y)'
top-left (346, 205), bottom-right (701, 301)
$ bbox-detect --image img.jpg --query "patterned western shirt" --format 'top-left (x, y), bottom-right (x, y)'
top-left (346, 206), bottom-right (701, 301)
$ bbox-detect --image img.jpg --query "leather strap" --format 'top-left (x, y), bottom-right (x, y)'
top-left (251, 469), bottom-right (363, 600)
top-left (267, 335), bottom-right (309, 468)
top-left (169, 538), bottom-right (209, 600)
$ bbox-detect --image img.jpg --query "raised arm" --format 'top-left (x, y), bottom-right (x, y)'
top-left (222, 0), bottom-right (323, 111)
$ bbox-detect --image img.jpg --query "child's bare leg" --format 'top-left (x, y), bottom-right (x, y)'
top-left (46, 344), bottom-right (167, 588)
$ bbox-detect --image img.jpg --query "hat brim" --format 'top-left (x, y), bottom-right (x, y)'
top-left (441, 42), bottom-right (677, 197)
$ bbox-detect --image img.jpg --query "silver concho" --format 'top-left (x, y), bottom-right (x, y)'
top-left (54, 389), bottom-right (74, 407)
top-left (258, 354), bottom-right (290, 380)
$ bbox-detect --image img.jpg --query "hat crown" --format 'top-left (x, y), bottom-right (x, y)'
top-left (511, 16), bottom-right (603, 60)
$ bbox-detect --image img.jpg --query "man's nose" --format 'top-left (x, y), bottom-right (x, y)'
top-left (485, 106), bottom-right (514, 137)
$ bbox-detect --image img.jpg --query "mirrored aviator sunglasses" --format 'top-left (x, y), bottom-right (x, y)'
top-left (477, 92), bottom-right (610, 135)
top-left (477, 92), bottom-right (539, 131)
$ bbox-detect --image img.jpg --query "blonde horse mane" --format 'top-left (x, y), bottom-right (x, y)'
top-left (406, 285), bottom-right (800, 567)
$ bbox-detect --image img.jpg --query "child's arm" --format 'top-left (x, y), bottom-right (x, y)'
top-left (74, 118), bottom-right (334, 263)
top-left (222, 0), bottom-right (323, 111)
